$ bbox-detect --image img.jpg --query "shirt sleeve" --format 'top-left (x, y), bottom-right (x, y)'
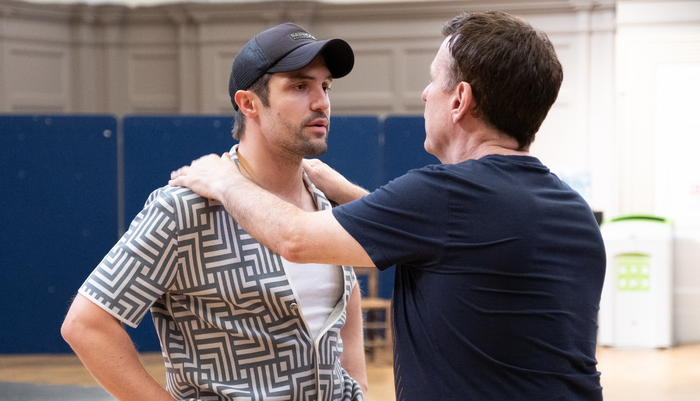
top-left (332, 166), bottom-right (450, 270)
top-left (78, 187), bottom-right (180, 328)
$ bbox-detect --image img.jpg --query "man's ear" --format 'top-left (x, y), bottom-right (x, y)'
top-left (451, 82), bottom-right (474, 123)
top-left (234, 90), bottom-right (259, 118)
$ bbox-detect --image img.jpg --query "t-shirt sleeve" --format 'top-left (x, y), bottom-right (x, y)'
top-left (332, 167), bottom-right (449, 270)
top-left (78, 187), bottom-right (180, 328)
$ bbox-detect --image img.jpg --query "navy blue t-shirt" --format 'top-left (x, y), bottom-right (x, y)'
top-left (333, 155), bottom-right (605, 401)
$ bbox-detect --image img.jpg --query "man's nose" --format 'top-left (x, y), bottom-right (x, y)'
top-left (421, 83), bottom-right (430, 102)
top-left (311, 86), bottom-right (330, 111)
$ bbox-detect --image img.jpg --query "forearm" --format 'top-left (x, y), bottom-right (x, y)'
top-left (218, 172), bottom-right (305, 257)
top-left (169, 153), bottom-right (375, 267)
top-left (75, 334), bottom-right (171, 401)
top-left (62, 296), bottom-right (174, 401)
top-left (331, 184), bottom-right (370, 206)
top-left (217, 175), bottom-right (373, 266)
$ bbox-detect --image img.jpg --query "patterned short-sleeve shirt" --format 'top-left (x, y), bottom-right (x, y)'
top-left (80, 150), bottom-right (362, 401)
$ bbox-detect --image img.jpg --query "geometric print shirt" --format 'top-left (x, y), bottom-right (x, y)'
top-left (79, 149), bottom-right (363, 401)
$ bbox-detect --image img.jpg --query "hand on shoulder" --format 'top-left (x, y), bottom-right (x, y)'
top-left (169, 152), bottom-right (240, 201)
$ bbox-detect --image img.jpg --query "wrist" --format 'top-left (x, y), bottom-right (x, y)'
top-left (215, 175), bottom-right (235, 203)
top-left (334, 184), bottom-right (369, 205)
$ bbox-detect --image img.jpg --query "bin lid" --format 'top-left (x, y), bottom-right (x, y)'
top-left (605, 214), bottom-right (672, 225)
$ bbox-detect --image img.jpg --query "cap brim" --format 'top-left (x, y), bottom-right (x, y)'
top-left (267, 38), bottom-right (354, 78)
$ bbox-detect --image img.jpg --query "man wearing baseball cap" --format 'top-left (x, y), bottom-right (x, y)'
top-left (62, 23), bottom-right (367, 401)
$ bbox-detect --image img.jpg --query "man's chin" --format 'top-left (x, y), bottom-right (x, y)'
top-left (305, 133), bottom-right (328, 156)
top-left (305, 144), bottom-right (328, 157)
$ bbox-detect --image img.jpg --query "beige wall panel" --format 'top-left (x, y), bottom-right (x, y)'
top-left (330, 47), bottom-right (393, 113)
top-left (315, 17), bottom-right (445, 115)
top-left (0, 17), bottom-right (5, 112)
top-left (72, 42), bottom-right (106, 113)
top-left (124, 24), bottom-right (178, 45)
top-left (401, 41), bottom-right (445, 112)
top-left (199, 45), bottom-right (238, 114)
top-left (317, 19), bottom-right (446, 41)
top-left (176, 26), bottom-right (201, 113)
top-left (1, 18), bottom-right (71, 44)
top-left (103, 27), bottom-right (129, 116)
top-left (198, 22), bottom-right (270, 45)
top-left (404, 47), bottom-right (435, 93)
top-left (4, 44), bottom-right (70, 112)
top-left (128, 49), bottom-right (180, 113)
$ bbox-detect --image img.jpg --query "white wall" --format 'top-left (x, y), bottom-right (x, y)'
top-left (616, 0), bottom-right (700, 344)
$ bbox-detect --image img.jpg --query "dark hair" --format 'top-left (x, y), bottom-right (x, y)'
top-left (442, 11), bottom-right (563, 148)
top-left (231, 73), bottom-right (272, 140)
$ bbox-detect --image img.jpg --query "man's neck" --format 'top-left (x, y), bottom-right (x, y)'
top-left (443, 124), bottom-right (530, 164)
top-left (235, 142), bottom-right (314, 211)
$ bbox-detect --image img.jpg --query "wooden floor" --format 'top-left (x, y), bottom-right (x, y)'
top-left (1, 344), bottom-right (699, 400)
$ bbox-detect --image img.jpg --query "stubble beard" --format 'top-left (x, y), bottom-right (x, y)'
top-left (270, 111), bottom-right (329, 161)
top-left (296, 112), bottom-right (329, 157)
top-left (296, 130), bottom-right (328, 157)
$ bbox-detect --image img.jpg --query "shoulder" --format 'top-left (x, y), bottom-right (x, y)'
top-left (372, 164), bottom-right (456, 201)
top-left (334, 164), bottom-right (452, 221)
top-left (144, 185), bottom-right (223, 215)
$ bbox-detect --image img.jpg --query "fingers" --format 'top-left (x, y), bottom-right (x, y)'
top-left (170, 166), bottom-right (188, 180)
top-left (171, 154), bottom-right (218, 178)
top-left (168, 176), bottom-right (180, 187)
top-left (303, 158), bottom-right (323, 171)
top-left (169, 168), bottom-right (186, 187)
top-left (169, 153), bottom-right (234, 189)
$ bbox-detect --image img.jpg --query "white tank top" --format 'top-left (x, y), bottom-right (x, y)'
top-left (282, 258), bottom-right (344, 339)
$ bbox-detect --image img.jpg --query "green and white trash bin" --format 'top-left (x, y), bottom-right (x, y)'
top-left (599, 215), bottom-right (674, 348)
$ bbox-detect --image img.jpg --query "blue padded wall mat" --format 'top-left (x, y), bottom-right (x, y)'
top-left (320, 116), bottom-right (382, 193)
top-left (382, 115), bottom-right (440, 182)
top-left (377, 116), bottom-right (440, 299)
top-left (0, 114), bottom-right (432, 355)
top-left (123, 115), bottom-right (236, 223)
top-left (319, 116), bottom-right (381, 297)
top-left (0, 115), bottom-right (119, 354)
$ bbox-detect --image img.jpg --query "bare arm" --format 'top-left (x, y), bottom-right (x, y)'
top-left (61, 294), bottom-right (175, 401)
top-left (302, 159), bottom-right (369, 205)
top-left (169, 153), bottom-right (375, 267)
top-left (340, 283), bottom-right (370, 398)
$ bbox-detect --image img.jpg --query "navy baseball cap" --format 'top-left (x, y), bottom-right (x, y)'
top-left (228, 23), bottom-right (354, 110)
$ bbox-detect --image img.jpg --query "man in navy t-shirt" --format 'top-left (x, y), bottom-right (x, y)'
top-left (171, 11), bottom-right (606, 401)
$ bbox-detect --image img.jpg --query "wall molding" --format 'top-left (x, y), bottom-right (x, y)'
top-left (1, 1), bottom-right (617, 27)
